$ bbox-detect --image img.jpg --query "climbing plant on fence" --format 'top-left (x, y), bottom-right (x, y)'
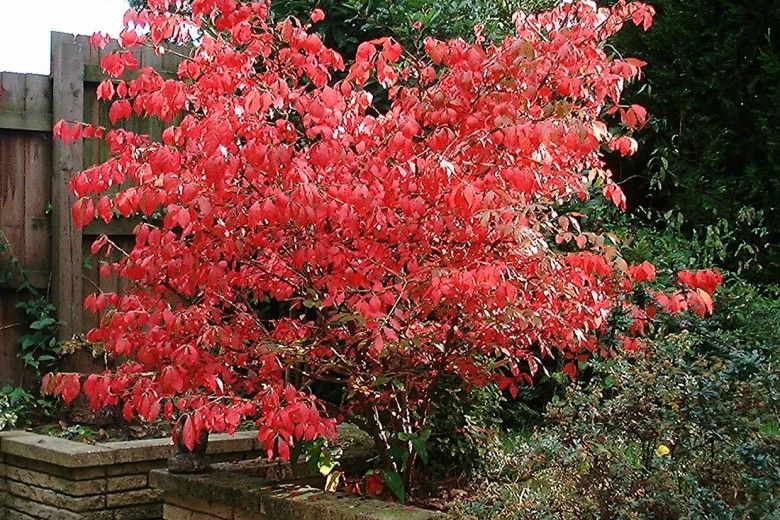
top-left (0, 232), bottom-right (60, 430)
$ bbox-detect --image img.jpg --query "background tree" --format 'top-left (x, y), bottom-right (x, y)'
top-left (129, 0), bottom-right (554, 56)
top-left (610, 0), bottom-right (780, 281)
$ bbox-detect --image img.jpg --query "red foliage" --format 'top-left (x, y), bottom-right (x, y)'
top-left (365, 471), bottom-right (385, 496)
top-left (45, 0), bottom-right (721, 463)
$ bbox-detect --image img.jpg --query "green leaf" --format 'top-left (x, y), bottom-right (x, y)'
top-left (30, 317), bottom-right (56, 330)
top-left (21, 353), bottom-right (38, 365)
top-left (411, 437), bottom-right (428, 465)
top-left (380, 470), bottom-right (405, 502)
top-left (388, 445), bottom-right (408, 467)
top-left (20, 336), bottom-right (39, 349)
top-left (318, 457), bottom-right (338, 476)
top-left (305, 442), bottom-right (323, 473)
top-left (290, 441), bottom-right (305, 465)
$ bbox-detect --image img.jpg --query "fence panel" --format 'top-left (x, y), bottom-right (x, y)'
top-left (0, 32), bottom-right (182, 384)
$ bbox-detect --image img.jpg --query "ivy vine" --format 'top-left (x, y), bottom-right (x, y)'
top-left (0, 232), bottom-right (61, 429)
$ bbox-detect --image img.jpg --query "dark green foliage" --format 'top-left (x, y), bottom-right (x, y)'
top-left (128, 0), bottom-right (553, 59)
top-left (271, 0), bottom-right (552, 58)
top-left (0, 234), bottom-right (61, 430)
top-left (611, 0), bottom-right (780, 281)
top-left (426, 382), bottom-right (506, 475)
top-left (450, 282), bottom-right (780, 519)
top-left (0, 234), bottom-right (62, 379)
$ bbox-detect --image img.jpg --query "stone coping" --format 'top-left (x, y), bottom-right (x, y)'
top-left (0, 430), bottom-right (260, 468)
top-left (150, 464), bottom-right (445, 520)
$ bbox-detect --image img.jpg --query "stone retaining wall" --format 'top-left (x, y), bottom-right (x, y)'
top-left (0, 430), bottom-right (263, 520)
top-left (150, 459), bottom-right (444, 520)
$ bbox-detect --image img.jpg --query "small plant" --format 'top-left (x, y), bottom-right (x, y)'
top-left (0, 385), bottom-right (56, 431)
top-left (0, 392), bottom-right (19, 430)
top-left (0, 232), bottom-right (61, 430)
top-left (16, 297), bottom-right (61, 375)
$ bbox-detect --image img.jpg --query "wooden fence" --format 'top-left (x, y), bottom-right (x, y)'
top-left (0, 32), bottom-right (182, 384)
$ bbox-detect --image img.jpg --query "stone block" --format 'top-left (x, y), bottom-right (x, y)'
top-left (164, 503), bottom-right (226, 520)
top-left (111, 503), bottom-right (163, 519)
top-left (106, 459), bottom-right (165, 477)
top-left (4, 495), bottom-right (113, 520)
top-left (105, 487), bottom-right (163, 508)
top-left (8, 480), bottom-right (106, 511)
top-left (166, 494), bottom-right (234, 519)
top-left (105, 438), bottom-right (175, 465)
top-left (206, 431), bottom-right (257, 454)
top-left (151, 468), bottom-right (446, 520)
top-left (4, 464), bottom-right (107, 495)
top-left (4, 453), bottom-right (106, 480)
top-left (106, 474), bottom-right (148, 492)
top-left (1, 433), bottom-right (116, 468)
top-left (3, 507), bottom-right (39, 520)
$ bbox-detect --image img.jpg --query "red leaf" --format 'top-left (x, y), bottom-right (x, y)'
top-left (244, 91), bottom-right (263, 115)
top-left (109, 100), bottom-right (132, 124)
top-left (365, 471), bottom-right (384, 496)
top-left (277, 438), bottom-right (290, 460)
top-left (97, 81), bottom-right (115, 101)
top-left (90, 32), bottom-right (110, 50)
top-left (96, 196), bottom-right (113, 223)
top-left (182, 415), bottom-right (198, 452)
top-left (59, 374), bottom-right (81, 404)
top-left (629, 261), bottom-right (656, 283)
top-left (310, 8), bottom-right (325, 23)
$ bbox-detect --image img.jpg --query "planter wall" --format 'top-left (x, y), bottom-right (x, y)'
top-left (0, 430), bottom-right (263, 520)
top-left (150, 459), bottom-right (444, 520)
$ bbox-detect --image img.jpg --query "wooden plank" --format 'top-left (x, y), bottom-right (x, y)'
top-left (0, 132), bottom-right (50, 290)
top-left (0, 289), bottom-right (26, 383)
top-left (82, 82), bottom-right (107, 168)
top-left (83, 219), bottom-right (140, 237)
top-left (50, 32), bottom-right (85, 340)
top-left (0, 112), bottom-right (52, 132)
top-left (81, 235), bottom-right (101, 332)
top-left (0, 131), bottom-right (30, 383)
top-left (0, 73), bottom-right (26, 113)
top-left (0, 73), bottom-right (52, 131)
top-left (162, 44), bottom-right (189, 72)
top-left (0, 132), bottom-right (27, 285)
top-left (24, 74), bottom-right (52, 115)
top-left (83, 64), bottom-right (177, 83)
top-left (23, 133), bottom-right (52, 287)
top-left (141, 45), bottom-right (164, 71)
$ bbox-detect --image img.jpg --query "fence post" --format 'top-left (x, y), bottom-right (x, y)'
top-left (50, 32), bottom-right (84, 340)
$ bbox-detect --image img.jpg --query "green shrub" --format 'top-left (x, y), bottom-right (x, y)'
top-left (449, 286), bottom-right (780, 519)
top-left (426, 382), bottom-right (506, 475)
top-left (0, 392), bottom-right (18, 430)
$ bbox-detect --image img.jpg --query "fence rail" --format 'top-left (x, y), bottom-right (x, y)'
top-left (0, 32), bottom-right (181, 383)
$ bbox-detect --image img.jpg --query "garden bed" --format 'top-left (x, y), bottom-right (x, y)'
top-left (149, 457), bottom-right (445, 520)
top-left (0, 430), bottom-right (264, 519)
